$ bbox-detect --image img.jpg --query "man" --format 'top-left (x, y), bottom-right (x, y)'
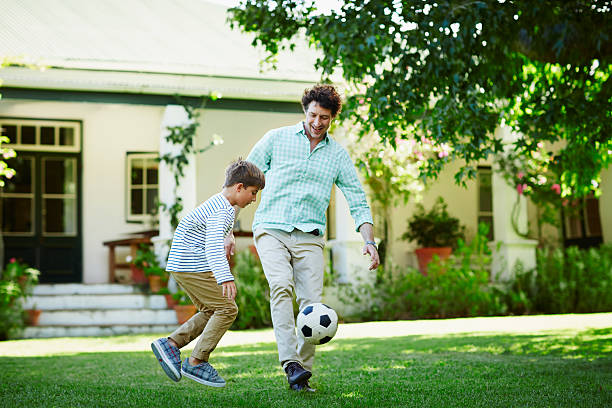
top-left (227, 84), bottom-right (379, 392)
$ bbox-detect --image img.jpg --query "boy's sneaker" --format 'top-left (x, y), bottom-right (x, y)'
top-left (151, 338), bottom-right (182, 382)
top-left (284, 361), bottom-right (311, 386)
top-left (181, 358), bottom-right (226, 387)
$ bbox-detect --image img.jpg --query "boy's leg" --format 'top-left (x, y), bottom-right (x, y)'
top-left (172, 271), bottom-right (238, 362)
top-left (291, 231), bottom-right (325, 373)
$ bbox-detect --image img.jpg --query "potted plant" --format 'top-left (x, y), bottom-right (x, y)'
top-left (402, 197), bottom-right (465, 274)
top-left (172, 290), bottom-right (197, 324)
top-left (1, 258), bottom-right (40, 337)
top-left (130, 244), bottom-right (168, 292)
top-left (157, 287), bottom-right (177, 309)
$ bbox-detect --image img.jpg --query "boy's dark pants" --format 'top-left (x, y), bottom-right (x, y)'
top-left (168, 271), bottom-right (238, 361)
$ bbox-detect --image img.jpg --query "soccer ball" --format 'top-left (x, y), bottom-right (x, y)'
top-left (296, 303), bottom-right (338, 345)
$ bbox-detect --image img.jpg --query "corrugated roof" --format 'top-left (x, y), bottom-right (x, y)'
top-left (0, 0), bottom-right (322, 82)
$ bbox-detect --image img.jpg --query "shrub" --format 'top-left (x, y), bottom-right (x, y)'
top-left (231, 250), bottom-right (272, 330)
top-left (401, 196), bottom-right (465, 248)
top-left (0, 259), bottom-right (40, 340)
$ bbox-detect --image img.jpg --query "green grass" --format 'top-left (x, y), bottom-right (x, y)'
top-left (1, 320), bottom-right (611, 407)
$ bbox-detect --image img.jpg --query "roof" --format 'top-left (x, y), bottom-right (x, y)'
top-left (0, 0), bottom-right (326, 100)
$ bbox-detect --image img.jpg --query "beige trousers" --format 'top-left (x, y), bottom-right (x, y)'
top-left (168, 271), bottom-right (238, 361)
top-left (254, 228), bottom-right (325, 372)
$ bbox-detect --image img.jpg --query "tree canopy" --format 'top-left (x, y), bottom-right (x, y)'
top-left (229, 0), bottom-right (611, 197)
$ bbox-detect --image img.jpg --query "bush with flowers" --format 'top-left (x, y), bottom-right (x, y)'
top-left (0, 258), bottom-right (40, 340)
top-left (496, 141), bottom-right (572, 240)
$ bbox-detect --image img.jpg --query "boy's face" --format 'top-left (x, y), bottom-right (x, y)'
top-left (236, 184), bottom-right (260, 208)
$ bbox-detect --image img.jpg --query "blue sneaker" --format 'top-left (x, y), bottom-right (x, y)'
top-left (181, 358), bottom-right (226, 387)
top-left (151, 338), bottom-right (182, 382)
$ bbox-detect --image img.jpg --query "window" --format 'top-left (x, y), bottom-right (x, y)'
top-left (126, 153), bottom-right (159, 222)
top-left (477, 167), bottom-right (494, 240)
top-left (563, 194), bottom-right (603, 249)
top-left (0, 119), bottom-right (80, 152)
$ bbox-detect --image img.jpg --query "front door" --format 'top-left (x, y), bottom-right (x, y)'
top-left (1, 119), bottom-right (82, 282)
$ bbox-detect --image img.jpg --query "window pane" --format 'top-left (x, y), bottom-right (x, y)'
top-left (44, 198), bottom-right (76, 234)
top-left (585, 198), bottom-right (602, 237)
top-left (2, 125), bottom-right (17, 144)
top-left (146, 188), bottom-right (158, 215)
top-left (41, 126), bottom-right (55, 145)
top-left (478, 172), bottom-right (492, 213)
top-left (44, 159), bottom-right (76, 194)
top-left (131, 188), bottom-right (143, 215)
top-left (59, 127), bottom-right (75, 146)
top-left (2, 197), bottom-right (33, 233)
top-left (146, 165), bottom-right (158, 185)
top-left (131, 160), bottom-right (144, 185)
top-left (21, 126), bottom-right (36, 144)
top-left (3, 157), bottom-right (33, 194)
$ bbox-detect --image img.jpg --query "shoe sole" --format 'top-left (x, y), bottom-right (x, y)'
top-left (151, 341), bottom-right (181, 382)
top-left (181, 369), bottom-right (226, 387)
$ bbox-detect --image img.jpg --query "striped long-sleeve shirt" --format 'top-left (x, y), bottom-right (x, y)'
top-left (166, 193), bottom-right (235, 284)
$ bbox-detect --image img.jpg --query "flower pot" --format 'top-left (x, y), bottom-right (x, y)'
top-left (164, 294), bottom-right (178, 309)
top-left (174, 304), bottom-right (197, 324)
top-left (130, 265), bottom-right (148, 284)
top-left (415, 247), bottom-right (452, 275)
top-left (148, 275), bottom-right (162, 293)
top-left (26, 309), bottom-right (41, 326)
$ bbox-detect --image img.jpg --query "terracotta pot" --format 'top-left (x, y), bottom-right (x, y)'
top-left (148, 275), bottom-right (162, 293)
top-left (26, 309), bottom-right (41, 326)
top-left (130, 265), bottom-right (148, 284)
top-left (415, 247), bottom-right (452, 275)
top-left (164, 294), bottom-right (178, 309)
top-left (174, 304), bottom-right (197, 324)
top-left (248, 244), bottom-right (259, 260)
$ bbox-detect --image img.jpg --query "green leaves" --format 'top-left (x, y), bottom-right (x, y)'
top-left (229, 0), bottom-right (611, 196)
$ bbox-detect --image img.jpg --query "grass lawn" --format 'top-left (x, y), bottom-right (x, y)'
top-left (1, 314), bottom-right (611, 407)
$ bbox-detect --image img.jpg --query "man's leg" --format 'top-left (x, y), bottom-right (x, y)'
top-left (292, 231), bottom-right (325, 372)
top-left (254, 229), bottom-right (300, 367)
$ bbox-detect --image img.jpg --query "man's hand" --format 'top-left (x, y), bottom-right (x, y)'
top-left (224, 232), bottom-right (236, 261)
top-left (363, 243), bottom-right (380, 270)
top-left (222, 281), bottom-right (237, 300)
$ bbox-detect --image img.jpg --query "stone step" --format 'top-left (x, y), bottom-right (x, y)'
top-left (23, 324), bottom-right (178, 339)
top-left (33, 283), bottom-right (142, 296)
top-left (23, 294), bottom-right (168, 311)
top-left (37, 309), bottom-right (178, 326)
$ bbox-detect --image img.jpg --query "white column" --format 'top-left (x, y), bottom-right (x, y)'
top-left (491, 125), bottom-right (538, 281)
top-left (153, 105), bottom-right (198, 271)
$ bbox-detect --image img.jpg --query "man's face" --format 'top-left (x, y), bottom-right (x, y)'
top-left (237, 185), bottom-right (259, 208)
top-left (304, 101), bottom-right (333, 139)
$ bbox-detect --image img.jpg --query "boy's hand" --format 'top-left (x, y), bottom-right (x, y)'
top-left (224, 232), bottom-right (236, 260)
top-left (221, 281), bottom-right (237, 300)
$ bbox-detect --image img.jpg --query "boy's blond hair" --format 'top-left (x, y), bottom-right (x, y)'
top-left (224, 159), bottom-right (265, 190)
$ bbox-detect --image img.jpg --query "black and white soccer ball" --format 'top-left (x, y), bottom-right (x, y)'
top-left (296, 303), bottom-right (338, 345)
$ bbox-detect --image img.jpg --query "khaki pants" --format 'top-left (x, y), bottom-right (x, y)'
top-left (254, 228), bottom-right (325, 372)
top-left (168, 271), bottom-right (238, 361)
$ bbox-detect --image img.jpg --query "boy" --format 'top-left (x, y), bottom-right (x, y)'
top-left (151, 159), bottom-right (265, 387)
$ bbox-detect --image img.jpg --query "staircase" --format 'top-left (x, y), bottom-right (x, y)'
top-left (22, 284), bottom-right (179, 338)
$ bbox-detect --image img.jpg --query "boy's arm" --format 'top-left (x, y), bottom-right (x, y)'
top-left (204, 208), bottom-right (235, 285)
top-left (224, 205), bottom-right (241, 260)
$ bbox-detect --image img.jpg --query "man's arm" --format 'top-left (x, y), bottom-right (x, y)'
top-left (358, 222), bottom-right (380, 270)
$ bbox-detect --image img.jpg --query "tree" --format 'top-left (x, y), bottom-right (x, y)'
top-left (229, 0), bottom-right (611, 198)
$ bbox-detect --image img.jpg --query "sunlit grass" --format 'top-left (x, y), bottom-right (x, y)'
top-left (1, 316), bottom-right (611, 407)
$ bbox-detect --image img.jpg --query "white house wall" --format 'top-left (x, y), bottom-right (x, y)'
top-left (600, 166), bottom-right (612, 244)
top-left (0, 98), bottom-right (164, 283)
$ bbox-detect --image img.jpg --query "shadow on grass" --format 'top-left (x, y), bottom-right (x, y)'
top-left (1, 328), bottom-right (611, 407)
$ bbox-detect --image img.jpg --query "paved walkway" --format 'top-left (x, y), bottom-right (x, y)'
top-left (2, 313), bottom-right (610, 357)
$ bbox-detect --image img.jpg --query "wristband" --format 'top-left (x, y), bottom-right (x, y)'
top-left (365, 241), bottom-right (377, 247)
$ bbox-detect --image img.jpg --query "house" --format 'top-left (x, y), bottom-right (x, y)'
top-left (1, 0), bottom-right (611, 290)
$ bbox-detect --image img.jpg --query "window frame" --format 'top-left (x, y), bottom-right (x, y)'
top-left (125, 152), bottom-right (160, 223)
top-left (477, 166), bottom-right (494, 241)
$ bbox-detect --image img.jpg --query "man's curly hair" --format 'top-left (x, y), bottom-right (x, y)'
top-left (301, 84), bottom-right (342, 117)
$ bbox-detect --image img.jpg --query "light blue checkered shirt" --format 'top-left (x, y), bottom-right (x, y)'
top-left (247, 122), bottom-right (373, 235)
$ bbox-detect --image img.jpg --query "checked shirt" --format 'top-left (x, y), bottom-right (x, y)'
top-left (247, 122), bottom-right (373, 235)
